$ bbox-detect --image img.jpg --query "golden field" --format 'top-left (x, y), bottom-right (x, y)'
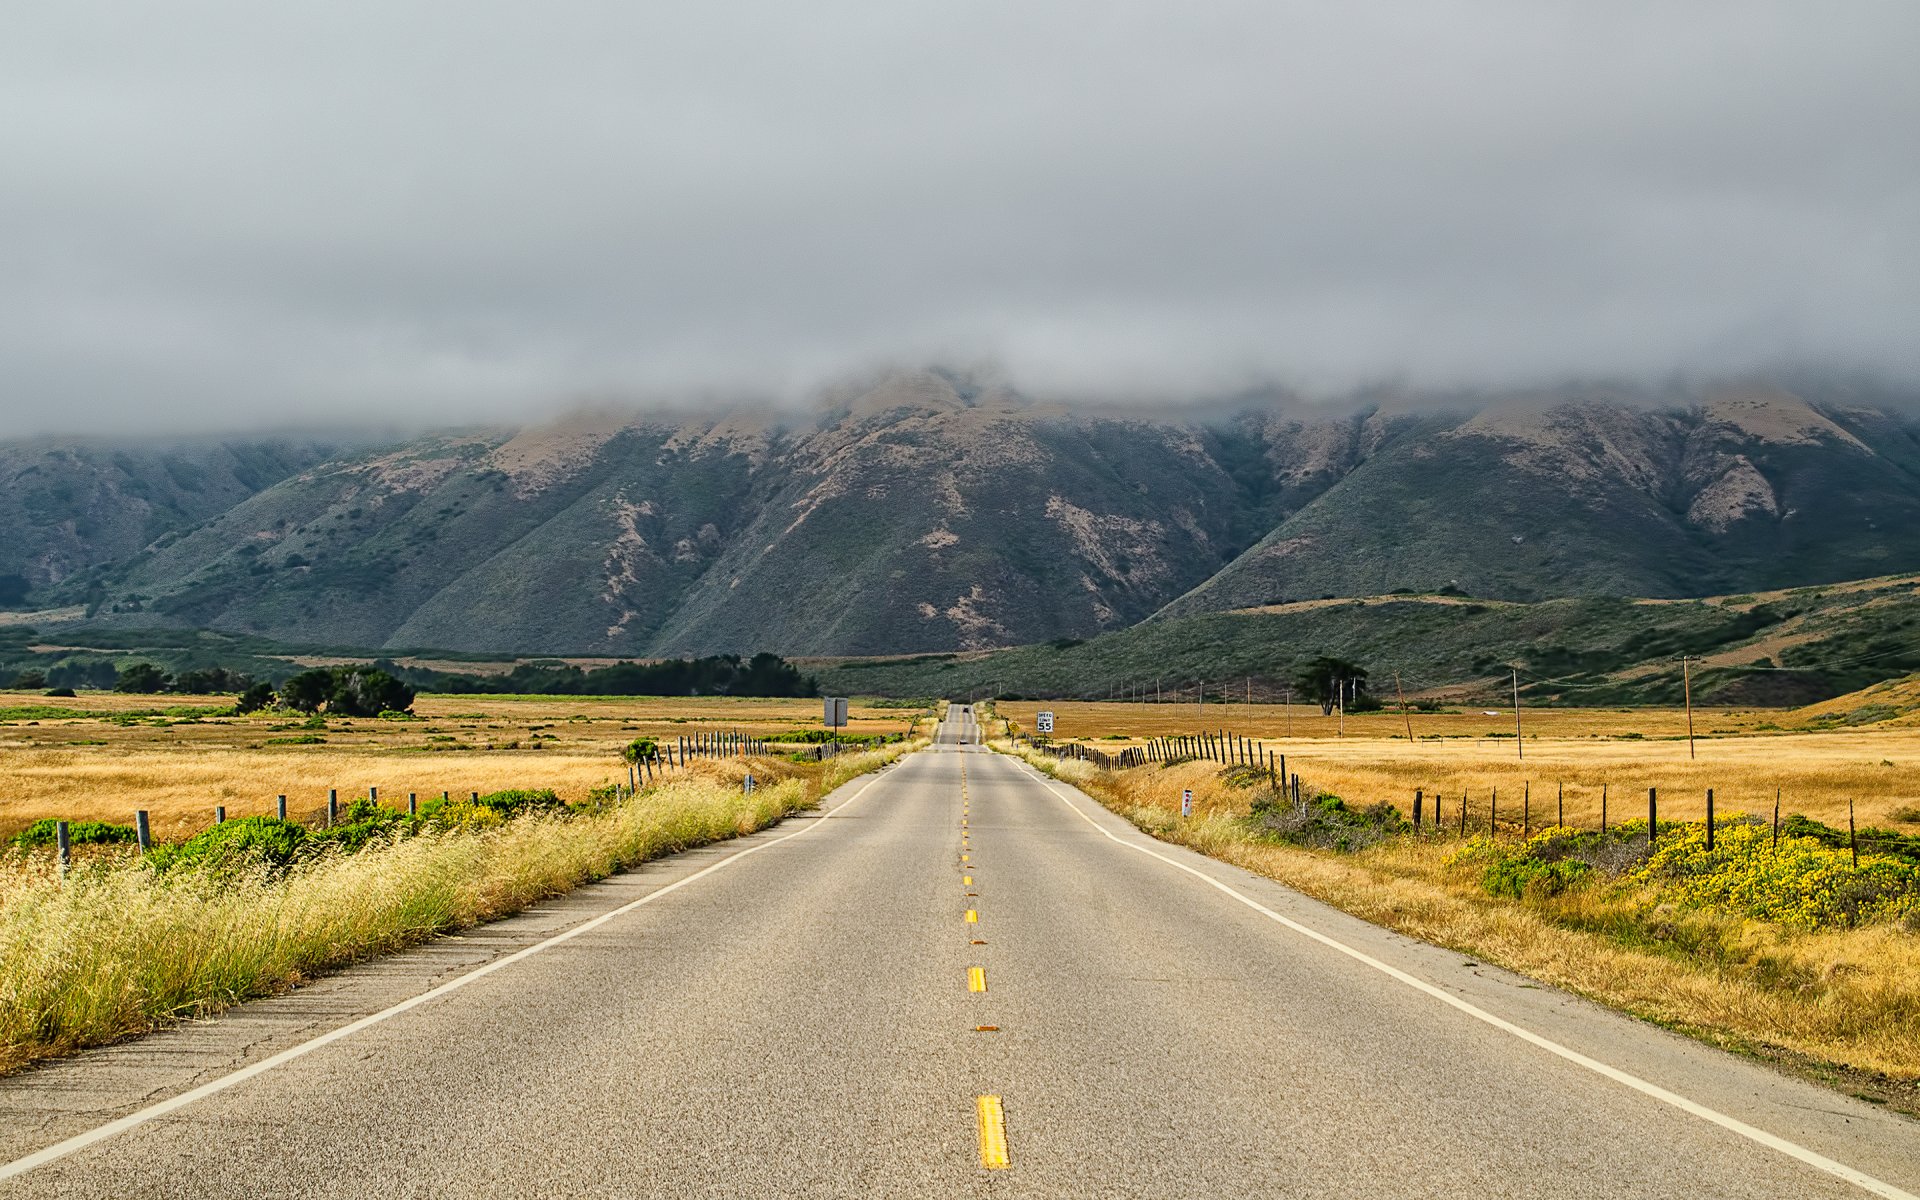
top-left (995, 700), bottom-right (1920, 832)
top-left (991, 701), bottom-right (1920, 1107)
top-left (0, 741), bottom-right (918, 1074)
top-left (0, 692), bottom-right (929, 842)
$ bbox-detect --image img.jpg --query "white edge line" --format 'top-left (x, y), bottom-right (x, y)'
top-left (1012, 756), bottom-right (1917, 1200)
top-left (0, 768), bottom-right (896, 1182)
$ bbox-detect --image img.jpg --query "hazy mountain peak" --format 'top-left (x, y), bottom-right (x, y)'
top-left (1697, 383), bottom-right (1868, 451)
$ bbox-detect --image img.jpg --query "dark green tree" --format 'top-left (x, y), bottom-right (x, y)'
top-left (1292, 656), bottom-right (1369, 716)
top-left (235, 682), bottom-right (278, 713)
top-left (10, 669), bottom-right (46, 690)
top-left (114, 662), bottom-right (172, 694)
top-left (279, 669), bottom-right (335, 713)
top-left (328, 667), bottom-right (415, 717)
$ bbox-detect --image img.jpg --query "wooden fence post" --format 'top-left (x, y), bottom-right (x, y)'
top-left (1772, 789), bottom-right (1780, 852)
top-left (1601, 784), bottom-right (1607, 833)
top-left (56, 820), bottom-right (70, 876)
top-left (215, 806), bottom-right (226, 825)
top-left (1849, 798), bottom-right (1858, 867)
top-left (1491, 788), bottom-right (1498, 837)
top-left (327, 789), bottom-right (337, 827)
top-left (277, 794), bottom-right (287, 820)
top-left (1706, 788), bottom-right (1714, 851)
top-left (1648, 788), bottom-right (1657, 848)
top-left (408, 793), bottom-right (418, 817)
top-left (1413, 789), bottom-right (1423, 828)
top-left (1459, 793), bottom-right (1468, 837)
top-left (1522, 783), bottom-right (1530, 837)
top-left (135, 810), bottom-right (151, 853)
top-left (1557, 782), bottom-right (1564, 828)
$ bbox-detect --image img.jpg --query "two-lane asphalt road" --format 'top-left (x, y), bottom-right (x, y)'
top-left (2, 706), bottom-right (1915, 1197)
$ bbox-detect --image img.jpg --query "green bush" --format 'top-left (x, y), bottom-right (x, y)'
top-left (1478, 850), bottom-right (1592, 899)
top-left (145, 817), bottom-right (310, 874)
top-left (11, 819), bottom-right (137, 848)
top-left (621, 737), bottom-right (658, 763)
top-left (309, 801), bottom-right (406, 853)
top-left (1251, 790), bottom-right (1408, 852)
top-left (418, 788), bottom-right (565, 827)
top-left (471, 788), bottom-right (565, 817)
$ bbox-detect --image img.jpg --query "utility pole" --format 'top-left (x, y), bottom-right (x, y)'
top-left (1338, 677), bottom-right (1345, 737)
top-left (1395, 671), bottom-right (1415, 743)
top-left (1680, 654), bottom-right (1697, 760)
top-left (1284, 688), bottom-right (1293, 737)
top-left (1512, 666), bottom-right (1524, 761)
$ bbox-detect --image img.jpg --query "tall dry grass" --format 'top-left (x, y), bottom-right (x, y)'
top-left (0, 742), bottom-right (915, 1075)
top-left (1000, 742), bottom-right (1920, 1091)
top-left (995, 701), bottom-right (1920, 831)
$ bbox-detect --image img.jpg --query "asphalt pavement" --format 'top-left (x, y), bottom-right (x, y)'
top-left (1, 705), bottom-right (1915, 1197)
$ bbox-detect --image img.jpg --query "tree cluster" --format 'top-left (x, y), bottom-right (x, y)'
top-left (419, 652), bottom-right (816, 698)
top-left (275, 667), bottom-right (416, 717)
top-left (111, 663), bottom-right (256, 696)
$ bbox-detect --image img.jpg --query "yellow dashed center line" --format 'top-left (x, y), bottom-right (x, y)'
top-left (967, 966), bottom-right (987, 992)
top-left (976, 1095), bottom-right (1010, 1169)
top-left (965, 909), bottom-right (978, 923)
top-left (962, 875), bottom-right (972, 885)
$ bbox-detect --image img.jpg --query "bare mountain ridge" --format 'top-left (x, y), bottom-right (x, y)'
top-left (10, 372), bottom-right (1920, 655)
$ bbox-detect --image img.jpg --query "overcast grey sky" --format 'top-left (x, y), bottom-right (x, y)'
top-left (1, 1), bottom-right (1916, 434)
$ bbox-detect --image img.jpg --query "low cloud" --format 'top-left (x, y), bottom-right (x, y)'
top-left (1, 2), bottom-right (1916, 434)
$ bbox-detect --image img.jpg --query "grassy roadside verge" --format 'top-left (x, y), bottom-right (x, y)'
top-left (0, 741), bottom-right (919, 1076)
top-left (992, 739), bottom-right (1920, 1117)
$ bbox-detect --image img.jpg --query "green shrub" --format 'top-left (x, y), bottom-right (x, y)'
top-left (472, 788), bottom-right (565, 817)
top-left (145, 817), bottom-right (310, 875)
top-left (1251, 790), bottom-right (1408, 852)
top-left (621, 737), bottom-right (658, 763)
top-left (1631, 818), bottom-right (1920, 929)
top-left (418, 788), bottom-right (564, 827)
top-left (419, 801), bottom-right (505, 830)
top-left (1474, 846), bottom-right (1592, 899)
top-left (309, 802), bottom-right (406, 853)
top-left (11, 819), bottom-right (137, 848)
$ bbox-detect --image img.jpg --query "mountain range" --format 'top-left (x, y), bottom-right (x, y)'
top-left (3, 370), bottom-right (1919, 657)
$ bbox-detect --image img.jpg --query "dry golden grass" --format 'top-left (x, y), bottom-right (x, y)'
top-left (1002, 743), bottom-right (1920, 1098)
top-left (0, 693), bottom-right (930, 842)
top-left (995, 700), bottom-right (1920, 831)
top-left (0, 741), bottom-right (918, 1074)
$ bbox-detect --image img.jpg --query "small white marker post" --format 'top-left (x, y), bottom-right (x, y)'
top-left (1181, 789), bottom-right (1193, 818)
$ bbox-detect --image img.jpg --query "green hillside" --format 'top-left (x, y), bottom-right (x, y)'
top-left (9, 372), bottom-right (1920, 658)
top-left (809, 574), bottom-right (1920, 706)
top-left (0, 437), bottom-right (362, 605)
